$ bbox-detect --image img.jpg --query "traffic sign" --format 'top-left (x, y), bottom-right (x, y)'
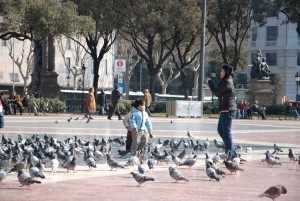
top-left (114, 59), bottom-right (126, 74)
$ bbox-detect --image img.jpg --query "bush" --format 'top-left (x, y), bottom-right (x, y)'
top-left (203, 102), bottom-right (219, 114)
top-left (265, 104), bottom-right (285, 115)
top-left (150, 102), bottom-right (166, 113)
top-left (32, 98), bottom-right (66, 113)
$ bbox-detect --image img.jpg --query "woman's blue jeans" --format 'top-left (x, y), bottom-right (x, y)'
top-left (217, 110), bottom-right (237, 157)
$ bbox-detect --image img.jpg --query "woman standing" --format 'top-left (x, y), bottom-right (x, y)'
top-left (207, 64), bottom-right (237, 158)
top-left (85, 87), bottom-right (96, 123)
top-left (0, 99), bottom-right (4, 128)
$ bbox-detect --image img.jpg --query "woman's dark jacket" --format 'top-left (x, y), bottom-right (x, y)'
top-left (208, 75), bottom-right (237, 112)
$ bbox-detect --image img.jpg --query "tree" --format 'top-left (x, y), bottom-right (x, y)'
top-left (68, 0), bottom-right (123, 94)
top-left (273, 0), bottom-right (300, 37)
top-left (157, 61), bottom-right (180, 94)
top-left (272, 73), bottom-right (282, 104)
top-left (7, 40), bottom-right (34, 92)
top-left (206, 0), bottom-right (269, 71)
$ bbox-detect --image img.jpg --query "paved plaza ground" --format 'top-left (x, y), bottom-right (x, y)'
top-left (0, 113), bottom-right (299, 201)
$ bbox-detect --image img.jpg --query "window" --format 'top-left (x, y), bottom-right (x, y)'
top-left (266, 26), bottom-right (278, 41)
top-left (105, 59), bottom-right (108, 75)
top-left (0, 39), bottom-right (6, 46)
top-left (266, 7), bottom-right (277, 17)
top-left (266, 53), bottom-right (277, 66)
top-left (66, 57), bottom-right (71, 71)
top-left (251, 53), bottom-right (257, 64)
top-left (251, 27), bottom-right (257, 41)
top-left (297, 52), bottom-right (300, 66)
top-left (66, 38), bottom-right (71, 50)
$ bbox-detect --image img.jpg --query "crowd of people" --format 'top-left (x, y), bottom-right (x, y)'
top-left (236, 99), bottom-right (267, 120)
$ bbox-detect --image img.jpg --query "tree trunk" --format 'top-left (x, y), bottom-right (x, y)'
top-left (180, 71), bottom-right (189, 100)
top-left (161, 84), bottom-right (167, 94)
top-left (93, 59), bottom-right (100, 94)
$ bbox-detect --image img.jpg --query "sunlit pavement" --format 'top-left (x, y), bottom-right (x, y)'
top-left (0, 114), bottom-right (299, 201)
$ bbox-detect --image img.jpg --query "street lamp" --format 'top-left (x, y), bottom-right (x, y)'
top-left (80, 63), bottom-right (86, 113)
top-left (211, 71), bottom-right (216, 104)
top-left (295, 72), bottom-right (300, 107)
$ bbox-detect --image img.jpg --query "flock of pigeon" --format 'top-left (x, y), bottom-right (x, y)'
top-left (0, 130), bottom-right (299, 200)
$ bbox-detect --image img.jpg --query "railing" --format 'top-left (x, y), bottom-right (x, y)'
top-left (266, 41), bottom-right (276, 46)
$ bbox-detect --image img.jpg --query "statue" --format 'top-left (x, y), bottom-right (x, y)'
top-left (251, 50), bottom-right (271, 80)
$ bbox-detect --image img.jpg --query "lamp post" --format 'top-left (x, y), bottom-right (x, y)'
top-left (295, 72), bottom-right (300, 107)
top-left (80, 63), bottom-right (86, 113)
top-left (211, 72), bottom-right (216, 104)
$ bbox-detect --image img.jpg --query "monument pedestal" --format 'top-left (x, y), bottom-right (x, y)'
top-left (30, 71), bottom-right (60, 98)
top-left (246, 80), bottom-right (273, 105)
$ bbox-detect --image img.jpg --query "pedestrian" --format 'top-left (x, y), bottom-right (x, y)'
top-left (84, 87), bottom-right (96, 123)
top-left (0, 99), bottom-right (4, 128)
top-left (108, 85), bottom-right (123, 120)
top-left (129, 99), bottom-right (152, 156)
top-left (251, 100), bottom-right (267, 120)
top-left (123, 103), bottom-right (134, 152)
top-left (207, 64), bottom-right (237, 158)
top-left (0, 92), bottom-right (11, 115)
top-left (97, 89), bottom-right (106, 116)
top-left (143, 89), bottom-right (152, 116)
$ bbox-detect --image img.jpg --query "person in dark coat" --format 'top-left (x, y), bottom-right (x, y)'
top-left (207, 64), bottom-right (237, 158)
top-left (97, 89), bottom-right (106, 115)
top-left (108, 85), bottom-right (122, 120)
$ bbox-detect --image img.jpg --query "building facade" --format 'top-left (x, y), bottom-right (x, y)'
top-left (0, 37), bottom-right (114, 96)
top-left (247, 12), bottom-right (300, 102)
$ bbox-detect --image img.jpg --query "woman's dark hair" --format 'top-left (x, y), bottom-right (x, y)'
top-left (222, 64), bottom-right (237, 87)
top-left (133, 99), bottom-right (144, 108)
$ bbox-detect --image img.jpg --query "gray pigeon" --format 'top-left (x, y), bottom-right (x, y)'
top-left (203, 138), bottom-right (210, 149)
top-left (147, 159), bottom-right (155, 170)
top-left (106, 153), bottom-right (125, 170)
top-left (0, 169), bottom-right (10, 184)
top-left (138, 162), bottom-right (146, 174)
top-left (18, 170), bottom-right (41, 187)
top-left (214, 139), bottom-right (225, 151)
top-left (258, 185), bottom-right (287, 200)
top-left (130, 172), bottom-right (154, 186)
top-left (223, 160), bottom-right (244, 174)
top-left (288, 149), bottom-right (297, 162)
top-left (169, 166), bottom-right (189, 182)
top-left (29, 163), bottom-right (45, 179)
top-left (206, 163), bottom-right (220, 181)
top-left (179, 155), bottom-right (197, 168)
top-left (273, 144), bottom-right (283, 152)
top-left (62, 156), bottom-right (76, 172)
top-left (169, 152), bottom-right (182, 167)
top-left (265, 152), bottom-right (281, 167)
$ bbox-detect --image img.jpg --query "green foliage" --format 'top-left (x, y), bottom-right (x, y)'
top-left (265, 104), bottom-right (285, 115)
top-left (150, 102), bottom-right (166, 113)
top-left (32, 97), bottom-right (66, 113)
top-left (203, 102), bottom-right (219, 114)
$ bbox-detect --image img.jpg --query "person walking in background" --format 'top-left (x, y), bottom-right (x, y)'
top-left (129, 99), bottom-right (152, 156)
top-left (207, 64), bottom-right (237, 159)
top-left (108, 85), bottom-right (123, 120)
top-left (123, 103), bottom-right (134, 152)
top-left (0, 92), bottom-right (11, 115)
top-left (97, 89), bottom-right (106, 116)
top-left (143, 89), bottom-right (152, 116)
top-left (85, 87), bottom-right (96, 123)
top-left (0, 99), bottom-right (4, 128)
top-left (251, 100), bottom-right (267, 120)
top-left (9, 91), bottom-right (23, 115)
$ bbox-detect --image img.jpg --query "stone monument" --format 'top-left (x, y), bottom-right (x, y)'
top-left (29, 36), bottom-right (60, 98)
top-left (246, 50), bottom-right (273, 105)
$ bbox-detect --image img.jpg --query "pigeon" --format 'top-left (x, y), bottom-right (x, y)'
top-left (288, 149), bottom-right (298, 162)
top-left (169, 152), bottom-right (182, 167)
top-left (0, 169), bottom-right (10, 184)
top-left (29, 163), bottom-right (45, 179)
top-left (51, 154), bottom-right (59, 172)
top-left (214, 139), bottom-right (225, 151)
top-left (62, 156), bottom-right (76, 172)
top-left (187, 131), bottom-right (194, 139)
top-left (18, 170), bottom-right (41, 187)
top-left (203, 138), bottom-right (210, 149)
top-left (169, 166), bottom-right (189, 182)
top-left (124, 155), bottom-right (139, 167)
top-left (206, 161), bottom-right (226, 177)
top-left (265, 152), bottom-right (281, 167)
top-left (245, 145), bottom-right (252, 153)
top-left (205, 153), bottom-right (213, 165)
top-left (273, 144), bottom-right (283, 152)
top-left (54, 120), bottom-right (58, 124)
top-left (106, 153), bottom-right (125, 170)
top-left (223, 160), bottom-right (244, 174)
top-left (74, 117), bottom-right (79, 120)
top-left (67, 117), bottom-right (72, 122)
top-left (179, 155), bottom-right (197, 168)
top-left (258, 185), bottom-right (287, 200)
top-left (138, 161), bottom-right (146, 174)
top-left (212, 152), bottom-right (221, 164)
top-left (236, 143), bottom-right (242, 153)
top-left (147, 159), bottom-right (155, 170)
top-left (118, 150), bottom-right (129, 158)
top-left (170, 120), bottom-right (173, 124)
top-left (130, 172), bottom-right (154, 186)
top-left (206, 163), bottom-right (220, 181)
